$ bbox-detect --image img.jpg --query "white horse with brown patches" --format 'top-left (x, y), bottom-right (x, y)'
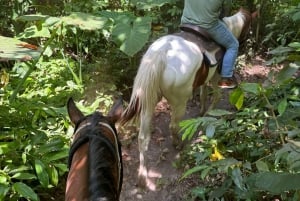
top-left (120, 8), bottom-right (257, 188)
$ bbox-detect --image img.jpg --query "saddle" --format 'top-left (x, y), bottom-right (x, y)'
top-left (176, 23), bottom-right (225, 67)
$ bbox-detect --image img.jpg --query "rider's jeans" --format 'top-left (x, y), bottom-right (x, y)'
top-left (206, 20), bottom-right (239, 78)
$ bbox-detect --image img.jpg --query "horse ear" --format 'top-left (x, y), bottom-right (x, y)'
top-left (107, 98), bottom-right (124, 124)
top-left (67, 98), bottom-right (84, 125)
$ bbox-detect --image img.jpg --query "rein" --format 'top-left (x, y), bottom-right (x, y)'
top-left (68, 121), bottom-right (122, 196)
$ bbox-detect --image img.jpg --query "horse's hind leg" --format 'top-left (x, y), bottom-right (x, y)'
top-left (138, 110), bottom-right (152, 187)
top-left (199, 85), bottom-right (208, 116)
top-left (169, 99), bottom-right (187, 148)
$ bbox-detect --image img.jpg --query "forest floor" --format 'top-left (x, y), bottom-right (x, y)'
top-left (117, 56), bottom-right (273, 201)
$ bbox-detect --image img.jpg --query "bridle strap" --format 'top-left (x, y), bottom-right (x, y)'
top-left (98, 122), bottom-right (122, 194)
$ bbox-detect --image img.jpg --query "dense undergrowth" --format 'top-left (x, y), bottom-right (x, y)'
top-left (0, 0), bottom-right (299, 200)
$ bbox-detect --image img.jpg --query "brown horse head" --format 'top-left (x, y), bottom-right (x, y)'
top-left (66, 98), bottom-right (123, 201)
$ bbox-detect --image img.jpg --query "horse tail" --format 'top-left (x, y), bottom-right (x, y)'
top-left (120, 47), bottom-right (167, 125)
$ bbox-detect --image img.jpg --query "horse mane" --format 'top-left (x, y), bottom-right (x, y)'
top-left (89, 113), bottom-right (122, 201)
top-left (69, 112), bottom-right (122, 201)
top-left (238, 8), bottom-right (253, 42)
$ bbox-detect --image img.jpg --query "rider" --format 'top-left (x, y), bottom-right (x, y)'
top-left (181, 0), bottom-right (238, 89)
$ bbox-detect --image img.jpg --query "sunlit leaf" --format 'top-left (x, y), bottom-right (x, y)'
top-left (12, 173), bottom-right (37, 180)
top-left (13, 182), bottom-right (38, 201)
top-left (180, 118), bottom-right (200, 141)
top-left (35, 160), bottom-right (49, 188)
top-left (61, 12), bottom-right (108, 30)
top-left (255, 161), bottom-right (269, 172)
top-left (278, 98), bottom-right (287, 116)
top-left (112, 15), bottom-right (152, 57)
top-left (0, 36), bottom-right (41, 61)
top-left (48, 166), bottom-right (59, 186)
top-left (229, 88), bottom-right (244, 110)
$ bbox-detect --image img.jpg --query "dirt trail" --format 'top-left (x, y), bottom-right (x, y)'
top-left (118, 57), bottom-right (273, 201)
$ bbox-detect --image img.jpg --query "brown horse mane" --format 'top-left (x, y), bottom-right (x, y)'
top-left (238, 7), bottom-right (254, 43)
top-left (68, 112), bottom-right (123, 200)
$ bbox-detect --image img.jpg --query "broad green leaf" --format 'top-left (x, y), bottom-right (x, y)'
top-left (37, 138), bottom-right (65, 154)
top-left (207, 109), bottom-right (233, 116)
top-left (44, 17), bottom-right (61, 27)
top-left (35, 160), bottom-right (49, 188)
top-left (229, 88), bottom-right (244, 110)
top-left (289, 42), bottom-right (300, 51)
top-left (255, 160), bottom-right (269, 172)
top-left (54, 163), bottom-right (68, 175)
top-left (112, 15), bottom-right (152, 57)
top-left (8, 165), bottom-right (31, 174)
top-left (131, 0), bottom-right (176, 9)
top-left (0, 175), bottom-right (7, 184)
top-left (0, 184), bottom-right (9, 200)
top-left (48, 166), bottom-right (59, 186)
top-left (290, 161), bottom-right (300, 171)
top-left (18, 25), bottom-right (51, 39)
top-left (0, 36), bottom-right (41, 61)
top-left (200, 167), bottom-right (212, 179)
top-left (269, 46), bottom-right (294, 55)
top-left (287, 129), bottom-right (300, 138)
top-left (62, 12), bottom-right (108, 30)
top-left (0, 142), bottom-right (17, 155)
top-left (180, 118), bottom-right (200, 141)
top-left (212, 158), bottom-right (239, 172)
top-left (248, 172), bottom-right (300, 194)
top-left (43, 148), bottom-right (69, 162)
top-left (276, 63), bottom-right (300, 84)
top-left (17, 14), bottom-right (49, 22)
top-left (278, 98), bottom-right (287, 116)
top-left (12, 173), bottom-right (37, 180)
top-left (230, 167), bottom-right (246, 191)
top-left (205, 124), bottom-right (215, 138)
top-left (180, 165), bottom-right (209, 180)
top-left (292, 11), bottom-right (300, 21)
top-left (13, 182), bottom-right (38, 201)
top-left (240, 82), bottom-right (261, 95)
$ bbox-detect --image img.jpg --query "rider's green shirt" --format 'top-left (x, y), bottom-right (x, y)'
top-left (181, 0), bottom-right (232, 29)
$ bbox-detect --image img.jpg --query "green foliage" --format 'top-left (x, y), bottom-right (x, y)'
top-left (1, 0), bottom-right (299, 200)
top-left (180, 45), bottom-right (300, 200)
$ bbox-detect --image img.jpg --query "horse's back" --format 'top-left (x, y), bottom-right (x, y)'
top-left (147, 35), bottom-right (203, 99)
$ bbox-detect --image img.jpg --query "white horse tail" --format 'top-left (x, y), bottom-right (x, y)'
top-left (120, 49), bottom-right (166, 125)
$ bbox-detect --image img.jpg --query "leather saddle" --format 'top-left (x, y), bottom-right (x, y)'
top-left (175, 23), bottom-right (225, 68)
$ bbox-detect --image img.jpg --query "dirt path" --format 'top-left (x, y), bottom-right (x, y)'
top-left (118, 56), bottom-right (273, 201)
top-left (119, 99), bottom-right (197, 201)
